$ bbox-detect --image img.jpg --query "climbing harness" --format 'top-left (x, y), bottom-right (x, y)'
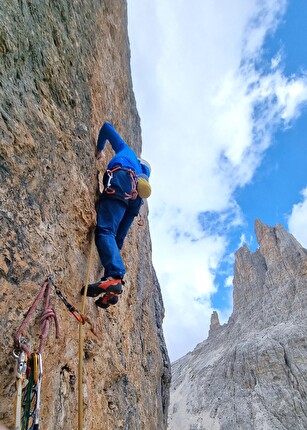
top-left (105, 166), bottom-right (138, 199)
top-left (47, 276), bottom-right (85, 324)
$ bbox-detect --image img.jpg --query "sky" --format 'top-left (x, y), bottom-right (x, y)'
top-left (127, 0), bottom-right (307, 362)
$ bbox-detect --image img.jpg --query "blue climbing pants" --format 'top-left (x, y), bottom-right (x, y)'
top-left (95, 169), bottom-right (142, 279)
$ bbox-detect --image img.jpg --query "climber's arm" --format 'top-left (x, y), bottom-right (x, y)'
top-left (96, 122), bottom-right (126, 159)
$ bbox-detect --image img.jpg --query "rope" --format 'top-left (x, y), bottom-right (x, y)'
top-left (14, 279), bottom-right (60, 355)
top-left (39, 283), bottom-right (60, 353)
top-left (78, 232), bottom-right (95, 430)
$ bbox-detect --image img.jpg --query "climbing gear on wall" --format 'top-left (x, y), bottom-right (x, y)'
top-left (13, 348), bottom-right (27, 430)
top-left (13, 350), bottom-right (43, 430)
top-left (13, 279), bottom-right (59, 430)
top-left (48, 276), bottom-right (85, 324)
top-left (12, 276), bottom-right (86, 429)
top-left (32, 353), bottom-right (43, 430)
top-left (20, 352), bottom-right (42, 430)
top-left (14, 278), bottom-right (60, 356)
top-left (11, 242), bottom-right (94, 430)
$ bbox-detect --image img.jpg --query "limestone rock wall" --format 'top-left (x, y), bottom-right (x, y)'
top-left (169, 220), bottom-right (307, 430)
top-left (0, 1), bottom-right (170, 429)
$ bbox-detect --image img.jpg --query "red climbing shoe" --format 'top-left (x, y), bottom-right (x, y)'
top-left (80, 277), bottom-right (123, 297)
top-left (95, 293), bottom-right (119, 309)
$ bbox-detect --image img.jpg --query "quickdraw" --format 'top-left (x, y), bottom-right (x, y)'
top-left (13, 349), bottom-right (43, 430)
top-left (20, 353), bottom-right (42, 430)
top-left (13, 347), bottom-right (28, 430)
top-left (32, 353), bottom-right (43, 430)
top-left (13, 348), bottom-right (43, 430)
top-left (47, 276), bottom-right (85, 324)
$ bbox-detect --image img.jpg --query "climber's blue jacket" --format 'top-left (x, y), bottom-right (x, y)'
top-left (97, 122), bottom-right (150, 177)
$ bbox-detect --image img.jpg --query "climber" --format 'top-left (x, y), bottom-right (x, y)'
top-left (81, 122), bottom-right (151, 309)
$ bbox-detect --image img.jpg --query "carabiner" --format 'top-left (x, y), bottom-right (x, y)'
top-left (106, 170), bottom-right (113, 188)
top-left (72, 310), bottom-right (86, 325)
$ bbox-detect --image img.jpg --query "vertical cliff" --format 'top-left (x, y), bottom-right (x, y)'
top-left (0, 1), bottom-right (170, 429)
top-left (169, 220), bottom-right (307, 430)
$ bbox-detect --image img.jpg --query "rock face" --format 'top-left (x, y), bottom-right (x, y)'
top-left (169, 220), bottom-right (307, 430)
top-left (0, 1), bottom-right (170, 429)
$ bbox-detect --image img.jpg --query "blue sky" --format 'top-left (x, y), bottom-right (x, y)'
top-left (127, 0), bottom-right (307, 361)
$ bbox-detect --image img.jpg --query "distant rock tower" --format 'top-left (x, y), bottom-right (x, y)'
top-left (169, 220), bottom-right (307, 430)
top-left (208, 310), bottom-right (221, 336)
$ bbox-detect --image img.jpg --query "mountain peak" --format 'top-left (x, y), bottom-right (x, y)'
top-left (169, 221), bottom-right (307, 429)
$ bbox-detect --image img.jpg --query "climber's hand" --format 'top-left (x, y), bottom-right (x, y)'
top-left (96, 151), bottom-right (104, 161)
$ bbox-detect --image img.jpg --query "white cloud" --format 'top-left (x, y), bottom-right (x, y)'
top-left (288, 187), bottom-right (307, 248)
top-left (128, 0), bottom-right (307, 361)
top-left (271, 52), bottom-right (282, 69)
top-left (225, 276), bottom-right (234, 288)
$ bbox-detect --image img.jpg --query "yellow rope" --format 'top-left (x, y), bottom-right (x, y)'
top-left (78, 232), bottom-right (95, 430)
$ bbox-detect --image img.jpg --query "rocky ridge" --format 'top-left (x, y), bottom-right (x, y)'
top-left (169, 220), bottom-right (307, 430)
top-left (0, 1), bottom-right (170, 429)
